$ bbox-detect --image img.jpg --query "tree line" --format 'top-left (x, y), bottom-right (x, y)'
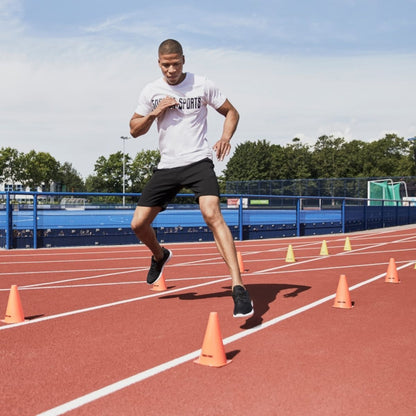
top-left (1, 133), bottom-right (415, 194)
top-left (224, 134), bottom-right (415, 182)
top-left (0, 147), bottom-right (161, 194)
top-left (0, 148), bottom-right (84, 192)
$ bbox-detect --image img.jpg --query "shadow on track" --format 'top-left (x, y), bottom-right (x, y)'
top-left (160, 283), bottom-right (311, 329)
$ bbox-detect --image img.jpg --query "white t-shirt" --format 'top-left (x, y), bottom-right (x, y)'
top-left (134, 72), bottom-right (226, 169)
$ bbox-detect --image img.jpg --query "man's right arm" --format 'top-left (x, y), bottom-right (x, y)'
top-left (129, 113), bottom-right (157, 138)
top-left (130, 96), bottom-right (178, 138)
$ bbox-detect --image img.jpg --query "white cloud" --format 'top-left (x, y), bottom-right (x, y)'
top-left (83, 14), bottom-right (131, 33)
top-left (1, 1), bottom-right (415, 179)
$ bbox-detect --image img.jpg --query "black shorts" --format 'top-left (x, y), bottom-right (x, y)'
top-left (137, 158), bottom-right (220, 210)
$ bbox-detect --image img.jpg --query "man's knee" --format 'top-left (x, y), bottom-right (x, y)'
top-left (131, 217), bottom-right (143, 233)
top-left (199, 196), bottom-right (222, 224)
top-left (131, 206), bottom-right (160, 234)
top-left (202, 208), bottom-right (224, 229)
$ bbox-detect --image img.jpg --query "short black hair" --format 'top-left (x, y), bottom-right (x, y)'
top-left (158, 39), bottom-right (183, 56)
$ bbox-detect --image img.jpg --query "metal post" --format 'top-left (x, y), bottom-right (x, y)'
top-left (33, 192), bottom-right (38, 249)
top-left (238, 196), bottom-right (243, 240)
top-left (120, 136), bottom-right (129, 206)
top-left (341, 198), bottom-right (346, 233)
top-left (6, 192), bottom-right (11, 249)
top-left (296, 197), bottom-right (301, 236)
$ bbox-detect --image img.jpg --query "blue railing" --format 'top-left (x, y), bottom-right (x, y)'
top-left (1, 191), bottom-right (416, 249)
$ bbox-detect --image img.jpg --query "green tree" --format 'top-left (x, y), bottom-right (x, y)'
top-left (84, 174), bottom-right (104, 193)
top-left (223, 133), bottom-right (416, 185)
top-left (224, 138), bottom-right (313, 182)
top-left (311, 135), bottom-right (346, 178)
top-left (21, 150), bottom-right (60, 190)
top-left (129, 150), bottom-right (160, 193)
top-left (224, 140), bottom-right (279, 181)
top-left (86, 151), bottom-right (129, 193)
top-left (362, 134), bottom-right (410, 177)
top-left (337, 140), bottom-right (368, 177)
top-left (405, 139), bottom-right (416, 176)
top-left (56, 162), bottom-right (85, 192)
top-left (0, 147), bottom-right (25, 185)
top-left (280, 138), bottom-right (312, 179)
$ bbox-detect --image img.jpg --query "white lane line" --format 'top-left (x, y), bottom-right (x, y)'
top-left (0, 259), bottom-right (406, 292)
top-left (36, 260), bottom-right (415, 416)
top-left (11, 259), bottom-right (415, 291)
top-left (257, 234), bottom-right (416, 274)
top-left (2, 233), bottom-right (415, 289)
top-left (2, 233), bottom-right (414, 325)
top-left (0, 267), bottom-right (141, 276)
top-left (15, 282), bottom-right (143, 290)
top-left (0, 277), bottom-right (231, 331)
top-left (0, 251), bottom-right (223, 266)
top-left (0, 258), bottom-right (229, 289)
top-left (0, 256), bottom-right (150, 265)
top-left (20, 269), bottom-right (145, 289)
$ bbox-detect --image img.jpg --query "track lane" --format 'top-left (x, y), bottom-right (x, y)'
top-left (0, 226), bottom-right (415, 415)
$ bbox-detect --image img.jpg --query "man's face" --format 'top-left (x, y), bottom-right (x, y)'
top-left (158, 53), bottom-right (185, 85)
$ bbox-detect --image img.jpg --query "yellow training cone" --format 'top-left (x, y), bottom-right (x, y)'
top-left (344, 237), bottom-right (352, 251)
top-left (285, 244), bottom-right (296, 263)
top-left (320, 240), bottom-right (329, 256)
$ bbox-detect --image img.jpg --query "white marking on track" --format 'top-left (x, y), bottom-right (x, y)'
top-left (36, 260), bottom-right (415, 416)
top-left (0, 277), bottom-right (231, 331)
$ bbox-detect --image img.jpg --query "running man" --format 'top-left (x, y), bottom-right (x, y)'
top-left (129, 39), bottom-right (253, 318)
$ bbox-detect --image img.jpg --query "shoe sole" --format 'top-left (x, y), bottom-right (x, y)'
top-left (233, 301), bottom-right (254, 318)
top-left (147, 249), bottom-right (172, 285)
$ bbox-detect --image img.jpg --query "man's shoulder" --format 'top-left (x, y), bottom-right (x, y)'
top-left (184, 73), bottom-right (219, 93)
top-left (138, 77), bottom-right (170, 100)
top-left (186, 73), bottom-right (209, 84)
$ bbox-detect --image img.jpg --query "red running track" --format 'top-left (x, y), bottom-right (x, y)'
top-left (0, 226), bottom-right (415, 415)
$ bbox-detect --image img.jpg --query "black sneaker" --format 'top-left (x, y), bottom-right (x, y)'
top-left (147, 247), bottom-right (172, 285)
top-left (232, 285), bottom-right (254, 318)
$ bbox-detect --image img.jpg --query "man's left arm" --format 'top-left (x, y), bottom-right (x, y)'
top-left (213, 99), bottom-right (240, 161)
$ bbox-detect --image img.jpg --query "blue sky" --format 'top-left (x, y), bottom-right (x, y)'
top-left (18, 0), bottom-right (416, 54)
top-left (1, 0), bottom-right (415, 177)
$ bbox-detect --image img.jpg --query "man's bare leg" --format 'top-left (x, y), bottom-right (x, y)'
top-left (199, 195), bottom-right (244, 288)
top-left (131, 205), bottom-right (164, 260)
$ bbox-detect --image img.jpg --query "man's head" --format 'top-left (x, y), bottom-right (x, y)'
top-left (158, 39), bottom-right (183, 56)
top-left (158, 39), bottom-right (185, 85)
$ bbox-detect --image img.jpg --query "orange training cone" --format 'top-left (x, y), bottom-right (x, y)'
top-left (152, 273), bottom-right (167, 291)
top-left (2, 285), bottom-right (25, 323)
top-left (237, 251), bottom-right (244, 273)
top-left (385, 258), bottom-right (400, 284)
top-left (194, 312), bottom-right (231, 367)
top-left (333, 274), bottom-right (353, 309)
top-left (344, 237), bottom-right (352, 251)
top-left (285, 244), bottom-right (296, 263)
top-left (320, 240), bottom-right (329, 256)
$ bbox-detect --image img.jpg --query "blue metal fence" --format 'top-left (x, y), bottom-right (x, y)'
top-left (1, 191), bottom-right (416, 249)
